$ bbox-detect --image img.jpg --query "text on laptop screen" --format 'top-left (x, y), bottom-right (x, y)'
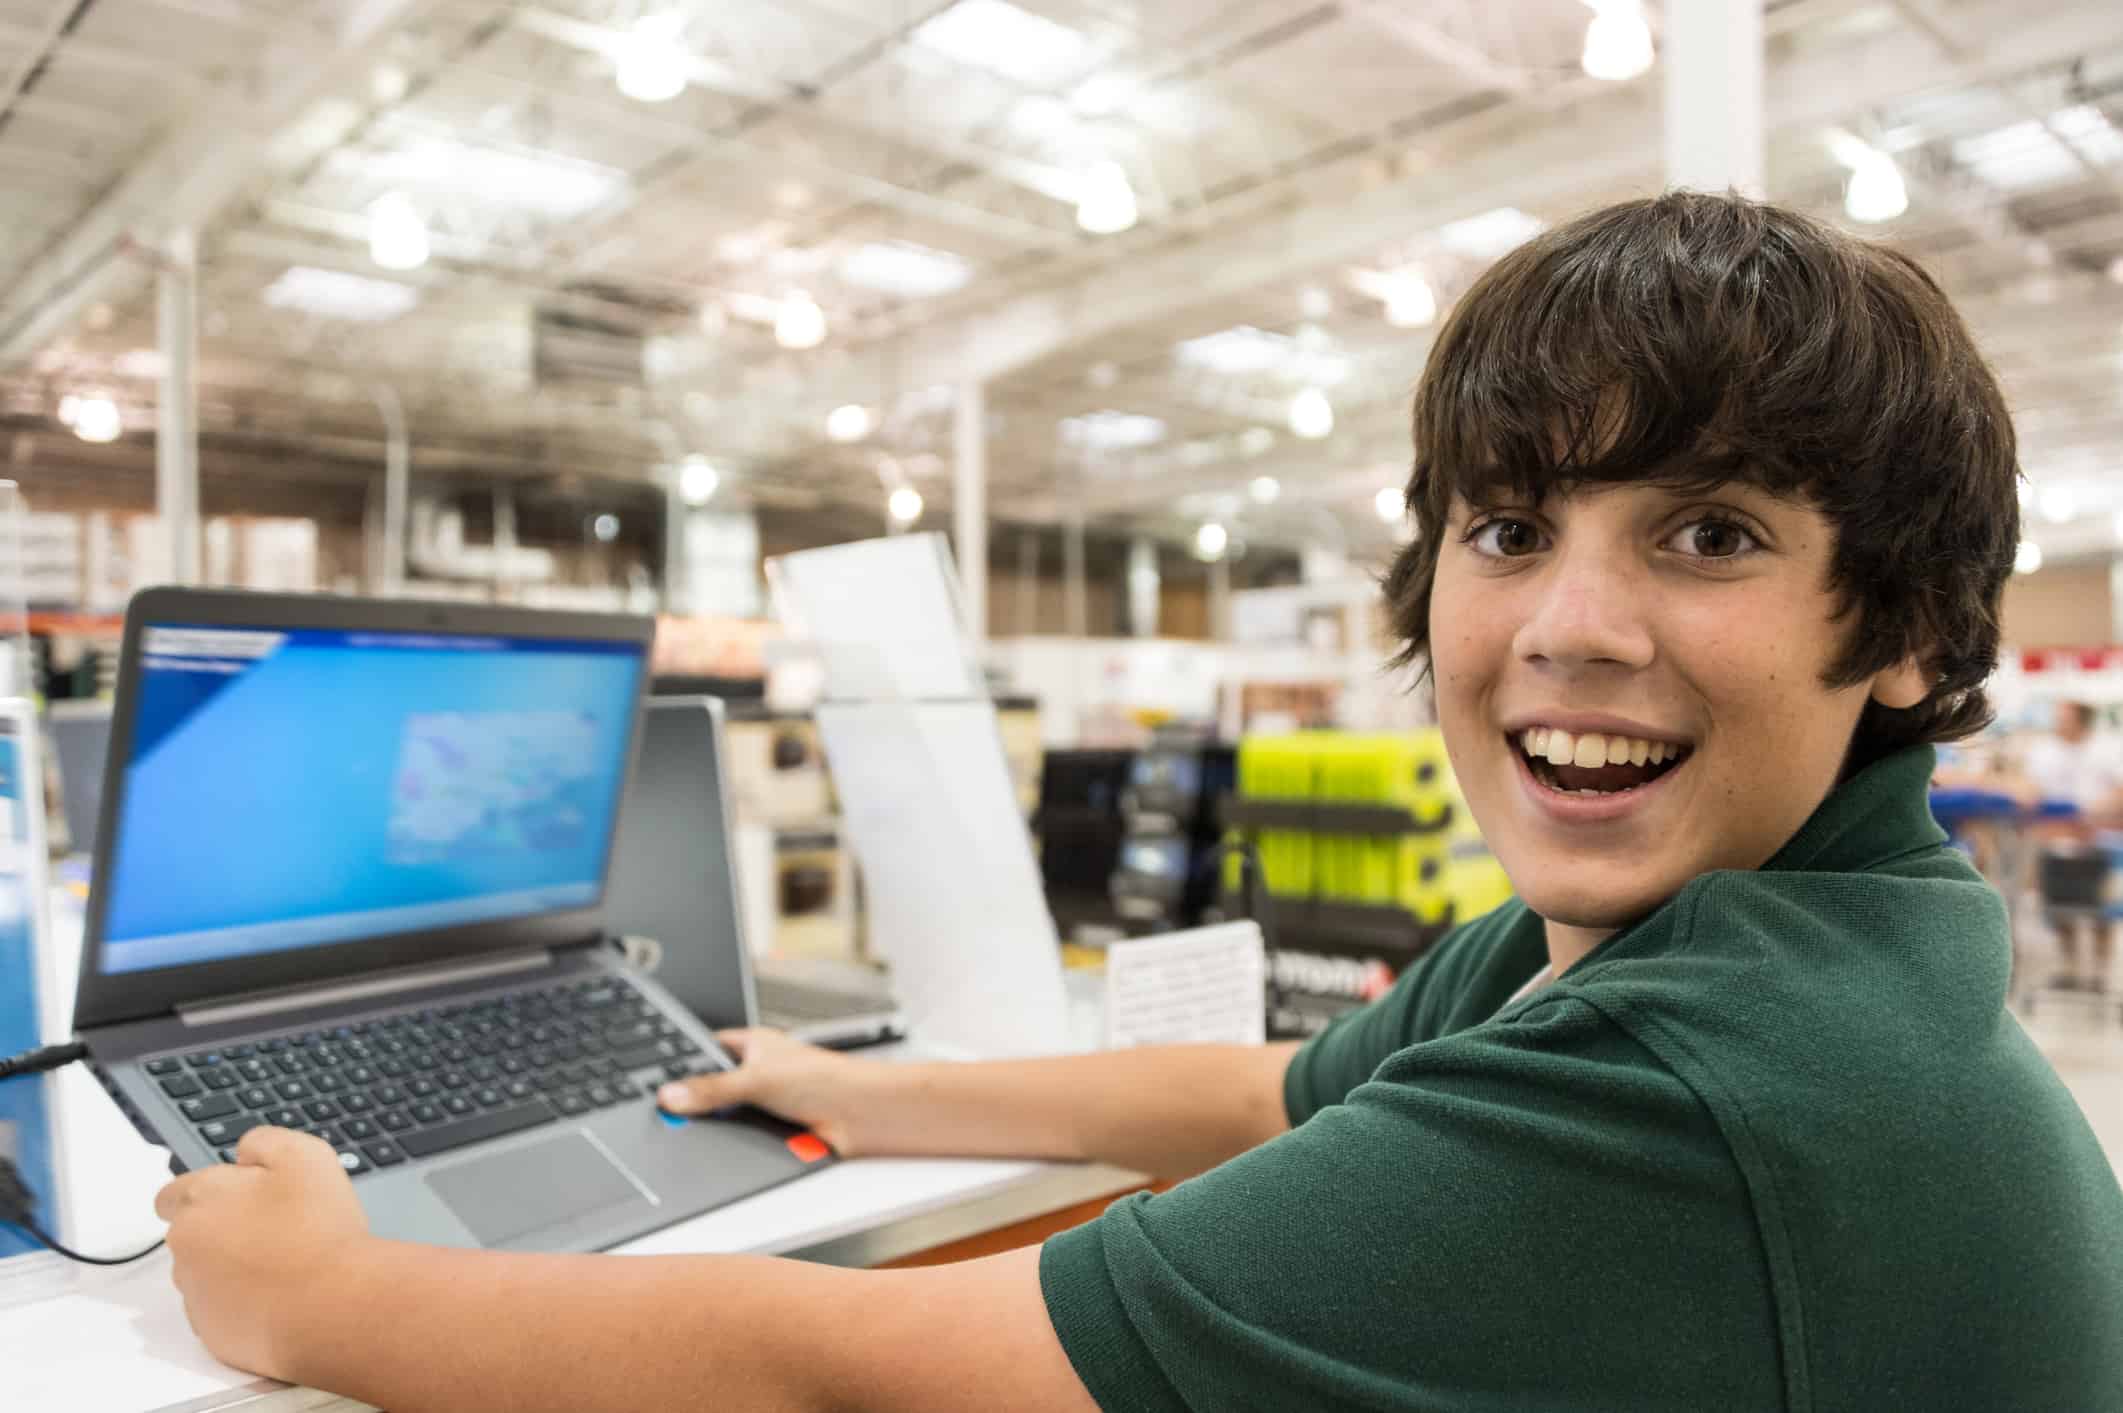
top-left (98, 624), bottom-right (644, 975)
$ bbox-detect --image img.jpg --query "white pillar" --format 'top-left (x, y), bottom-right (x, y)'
top-left (1014, 528), bottom-right (1039, 635)
top-left (1208, 556), bottom-right (1233, 642)
top-left (1063, 508), bottom-right (1087, 639)
top-left (953, 380), bottom-right (988, 643)
top-left (663, 474), bottom-right (688, 614)
top-left (1126, 537), bottom-right (1160, 637)
top-left (1663, 0), bottom-right (1764, 197)
top-left (373, 386), bottom-right (408, 595)
top-left (155, 230), bottom-right (201, 585)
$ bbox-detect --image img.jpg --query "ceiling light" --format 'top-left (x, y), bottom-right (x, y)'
top-left (371, 64), bottom-right (408, 105)
top-left (330, 139), bottom-right (624, 223)
top-left (2038, 485), bottom-right (2077, 524)
top-left (1374, 486), bottom-right (1407, 524)
top-left (827, 404), bottom-right (874, 443)
top-left (837, 240), bottom-right (972, 299)
top-left (616, 13), bottom-right (688, 103)
top-left (1176, 325), bottom-right (1349, 385)
top-left (1249, 475), bottom-right (1281, 505)
top-left (1069, 72), bottom-right (1135, 117)
top-left (1060, 410), bottom-right (1166, 452)
top-left (592, 513), bottom-right (622, 543)
top-left (2014, 540), bottom-right (2043, 575)
top-left (1289, 386), bottom-right (1334, 440)
top-left (679, 455), bottom-right (719, 506)
top-left (1299, 286), bottom-right (1332, 319)
top-left (2106, 255), bottom-right (2123, 286)
top-left (1383, 270), bottom-right (1437, 328)
top-left (1436, 207), bottom-right (1546, 261)
top-left (62, 394), bottom-right (121, 443)
top-left (1842, 145), bottom-right (1910, 222)
top-left (774, 291), bottom-right (826, 350)
top-left (1076, 161), bottom-right (1139, 236)
top-left (1237, 427), bottom-right (1276, 457)
top-left (1194, 522), bottom-right (1229, 560)
top-left (912, 0), bottom-right (1093, 88)
top-left (367, 192), bottom-right (430, 270)
top-left (1581, 0), bottom-right (1654, 82)
top-left (888, 486), bottom-right (925, 525)
top-left (263, 265), bottom-right (420, 322)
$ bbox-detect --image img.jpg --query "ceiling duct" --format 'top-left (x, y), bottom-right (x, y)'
top-left (532, 307), bottom-right (646, 388)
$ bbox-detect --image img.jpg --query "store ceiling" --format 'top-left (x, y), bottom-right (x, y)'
top-left (0, 0), bottom-right (2120, 562)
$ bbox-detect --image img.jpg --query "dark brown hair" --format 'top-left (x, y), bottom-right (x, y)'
top-left (1383, 190), bottom-right (2020, 768)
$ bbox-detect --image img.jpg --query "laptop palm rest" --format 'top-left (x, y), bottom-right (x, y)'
top-left (425, 1133), bottom-right (657, 1250)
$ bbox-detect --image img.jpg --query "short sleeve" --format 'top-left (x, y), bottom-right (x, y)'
top-left (1043, 998), bottom-right (1782, 1412)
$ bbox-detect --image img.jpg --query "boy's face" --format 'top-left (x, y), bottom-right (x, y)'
top-left (1428, 481), bottom-right (1927, 940)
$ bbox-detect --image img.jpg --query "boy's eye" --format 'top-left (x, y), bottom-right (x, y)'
top-left (1471, 518), bottom-right (1543, 557)
top-left (1666, 518), bottom-right (1758, 559)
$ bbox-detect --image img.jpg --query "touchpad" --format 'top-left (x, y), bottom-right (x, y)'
top-left (425, 1133), bottom-right (654, 1248)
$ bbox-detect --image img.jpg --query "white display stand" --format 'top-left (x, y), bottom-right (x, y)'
top-left (770, 535), bottom-right (1070, 1058)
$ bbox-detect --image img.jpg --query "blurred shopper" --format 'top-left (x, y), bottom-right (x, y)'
top-left (2026, 699), bottom-right (2123, 992)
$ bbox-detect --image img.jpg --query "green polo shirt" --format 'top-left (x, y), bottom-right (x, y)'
top-left (1040, 746), bottom-right (2123, 1410)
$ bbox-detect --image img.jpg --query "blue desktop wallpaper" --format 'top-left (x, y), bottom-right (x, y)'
top-left (99, 628), bottom-right (642, 974)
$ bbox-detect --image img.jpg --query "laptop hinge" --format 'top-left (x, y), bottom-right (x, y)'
top-left (176, 948), bottom-right (555, 1029)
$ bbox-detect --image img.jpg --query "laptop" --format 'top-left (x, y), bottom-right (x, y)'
top-left (45, 700), bottom-right (112, 859)
top-left (605, 696), bottom-right (905, 1049)
top-left (70, 589), bottom-right (831, 1253)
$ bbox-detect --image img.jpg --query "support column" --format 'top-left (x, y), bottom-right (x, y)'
top-left (953, 380), bottom-right (988, 643)
top-left (1663, 0), bottom-right (1764, 196)
top-left (1063, 506), bottom-right (1087, 640)
top-left (373, 385), bottom-right (408, 595)
top-left (1126, 536), bottom-right (1160, 638)
top-left (155, 230), bottom-right (201, 585)
top-left (663, 473), bottom-right (688, 615)
top-left (1208, 555), bottom-right (1233, 642)
top-left (1014, 528), bottom-right (1039, 635)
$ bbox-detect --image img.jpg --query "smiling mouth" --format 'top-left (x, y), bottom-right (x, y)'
top-left (1515, 726), bottom-right (1693, 797)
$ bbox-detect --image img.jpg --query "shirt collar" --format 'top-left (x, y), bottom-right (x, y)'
top-left (1761, 744), bottom-right (1944, 876)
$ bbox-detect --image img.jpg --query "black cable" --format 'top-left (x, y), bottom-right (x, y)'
top-left (5, 1217), bottom-right (164, 1267)
top-left (0, 1040), bottom-right (87, 1081)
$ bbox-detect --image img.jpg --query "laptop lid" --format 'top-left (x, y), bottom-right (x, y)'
top-left (73, 588), bottom-right (654, 1032)
top-left (603, 696), bottom-right (758, 1032)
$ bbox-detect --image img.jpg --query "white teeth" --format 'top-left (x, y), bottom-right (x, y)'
top-left (1572, 733), bottom-right (1606, 769)
top-left (1630, 738), bottom-right (1650, 766)
top-left (1605, 736), bottom-right (1633, 766)
top-left (1545, 730), bottom-right (1575, 766)
top-left (1654, 742), bottom-right (1672, 764)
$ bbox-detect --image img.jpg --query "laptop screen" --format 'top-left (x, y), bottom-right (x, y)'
top-left (97, 623), bottom-right (645, 976)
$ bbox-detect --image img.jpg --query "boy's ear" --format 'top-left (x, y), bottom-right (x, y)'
top-left (1870, 655), bottom-right (1930, 711)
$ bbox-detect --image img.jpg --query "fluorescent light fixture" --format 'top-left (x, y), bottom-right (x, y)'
top-left (1249, 475), bottom-right (1281, 505)
top-left (912, 0), bottom-right (1093, 88)
top-left (679, 455), bottom-right (719, 506)
top-left (1070, 72), bottom-right (1135, 117)
top-left (888, 486), bottom-right (925, 524)
top-left (1355, 266), bottom-right (1438, 328)
top-left (1176, 325), bottom-right (1349, 385)
top-left (1076, 161), bottom-right (1139, 235)
top-left (1374, 486), bottom-right (1406, 524)
top-left (775, 291), bottom-right (827, 349)
top-left (264, 265), bottom-right (420, 322)
top-left (329, 138), bottom-right (624, 223)
top-left (1436, 207), bottom-right (1545, 261)
top-left (1953, 105), bottom-right (2123, 194)
top-left (2038, 484), bottom-right (2077, 524)
top-left (836, 240), bottom-right (972, 299)
top-left (62, 394), bottom-right (120, 443)
top-left (113, 349), bottom-right (167, 378)
top-left (1060, 410), bottom-right (1166, 452)
top-left (1237, 427), bottom-right (1276, 457)
top-left (616, 13), bottom-right (688, 102)
top-left (2014, 540), bottom-right (2043, 575)
top-left (826, 404), bottom-right (874, 443)
top-left (2108, 255), bottom-right (2123, 286)
top-left (592, 513), bottom-right (621, 543)
top-left (1194, 522), bottom-right (1229, 560)
top-left (1289, 386), bottom-right (1334, 440)
top-left (1581, 0), bottom-right (1654, 81)
top-left (367, 192), bottom-right (429, 270)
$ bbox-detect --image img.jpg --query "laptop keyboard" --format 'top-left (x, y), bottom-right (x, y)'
top-left (140, 976), bottom-right (714, 1177)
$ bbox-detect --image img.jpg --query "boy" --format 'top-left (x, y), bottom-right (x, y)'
top-left (156, 192), bottom-right (2123, 1410)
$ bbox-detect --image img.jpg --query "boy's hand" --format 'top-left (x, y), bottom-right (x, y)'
top-left (154, 1127), bottom-right (374, 1382)
top-left (656, 1027), bottom-right (872, 1154)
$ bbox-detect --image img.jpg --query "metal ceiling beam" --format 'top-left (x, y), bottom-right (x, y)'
top-left (0, 0), bottom-right (437, 366)
top-left (1340, 0), bottom-right (1533, 96)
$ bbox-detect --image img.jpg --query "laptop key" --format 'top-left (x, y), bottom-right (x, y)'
top-left (159, 1073), bottom-right (203, 1098)
top-left (333, 1147), bottom-right (370, 1177)
top-left (363, 1141), bottom-right (406, 1168)
top-left (407, 1077), bottom-right (439, 1098)
top-left (584, 1084), bottom-right (617, 1108)
top-left (611, 1078), bottom-right (642, 1100)
top-left (374, 1084), bottom-right (406, 1106)
top-left (342, 1118), bottom-right (378, 1141)
top-left (237, 1060), bottom-right (272, 1082)
top-left (503, 1078), bottom-right (535, 1100)
top-left (274, 1078), bottom-right (312, 1100)
top-left (179, 1095), bottom-right (239, 1122)
top-left (472, 1087), bottom-right (506, 1108)
top-left (340, 1093), bottom-right (373, 1113)
top-left (377, 1109), bottom-right (413, 1132)
top-left (201, 1069), bottom-right (239, 1092)
top-left (302, 1099), bottom-right (342, 1122)
top-left (184, 1052), bottom-right (221, 1068)
top-left (409, 1101), bottom-right (443, 1124)
top-left (266, 1106), bottom-right (305, 1127)
top-left (312, 1072), bottom-right (346, 1092)
top-left (146, 1057), bottom-right (181, 1076)
top-left (552, 1091), bottom-right (589, 1117)
top-left (397, 1099), bottom-right (558, 1160)
top-left (237, 1086), bottom-right (275, 1110)
top-left (442, 1094), bottom-right (475, 1116)
top-left (612, 1042), bottom-right (674, 1072)
top-left (197, 1115), bottom-right (263, 1147)
top-left (311, 1124), bottom-right (345, 1146)
top-left (274, 1054), bottom-right (306, 1075)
